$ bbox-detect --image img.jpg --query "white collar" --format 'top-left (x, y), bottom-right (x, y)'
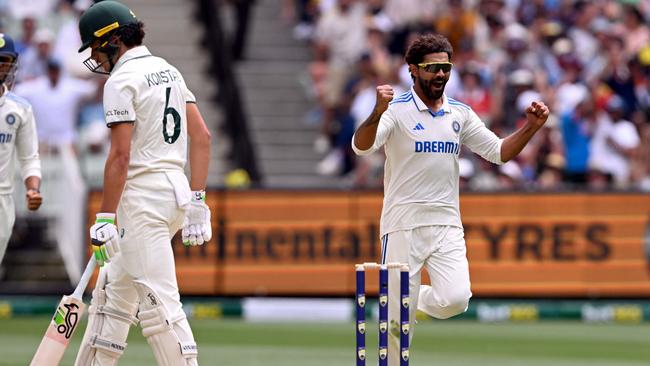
top-left (410, 86), bottom-right (451, 116)
top-left (112, 45), bottom-right (152, 74)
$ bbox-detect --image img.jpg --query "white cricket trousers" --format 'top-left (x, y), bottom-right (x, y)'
top-left (0, 194), bottom-right (15, 264)
top-left (83, 171), bottom-right (196, 365)
top-left (384, 225), bottom-right (472, 366)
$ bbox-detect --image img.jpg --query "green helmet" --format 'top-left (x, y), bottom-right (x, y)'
top-left (78, 0), bottom-right (138, 53)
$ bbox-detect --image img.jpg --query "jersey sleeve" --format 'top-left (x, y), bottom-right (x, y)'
top-left (460, 108), bottom-right (504, 165)
top-left (174, 68), bottom-right (196, 103)
top-left (351, 108), bottom-right (396, 156)
top-left (182, 80), bottom-right (196, 104)
top-left (16, 106), bottom-right (42, 181)
top-left (103, 73), bottom-right (137, 126)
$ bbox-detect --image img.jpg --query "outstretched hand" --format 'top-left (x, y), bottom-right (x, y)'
top-left (525, 101), bottom-right (550, 129)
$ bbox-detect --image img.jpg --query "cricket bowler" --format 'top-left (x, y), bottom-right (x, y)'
top-left (352, 33), bottom-right (550, 365)
top-left (73, 1), bottom-right (212, 365)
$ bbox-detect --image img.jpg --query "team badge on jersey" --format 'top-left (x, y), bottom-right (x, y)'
top-left (6, 113), bottom-right (16, 125)
top-left (452, 120), bottom-right (461, 134)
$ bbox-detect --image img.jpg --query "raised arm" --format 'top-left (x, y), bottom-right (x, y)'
top-left (500, 101), bottom-right (550, 162)
top-left (353, 85), bottom-right (394, 151)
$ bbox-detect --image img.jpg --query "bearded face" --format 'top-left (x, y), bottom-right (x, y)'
top-left (411, 52), bottom-right (452, 102)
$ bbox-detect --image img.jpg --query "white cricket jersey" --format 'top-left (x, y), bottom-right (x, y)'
top-left (352, 88), bottom-right (504, 236)
top-left (0, 87), bottom-right (41, 195)
top-left (104, 46), bottom-right (196, 179)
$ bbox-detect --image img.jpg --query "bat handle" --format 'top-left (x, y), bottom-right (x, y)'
top-left (72, 257), bottom-right (97, 299)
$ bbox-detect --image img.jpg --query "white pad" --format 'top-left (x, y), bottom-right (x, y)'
top-left (133, 280), bottom-right (198, 366)
top-left (74, 271), bottom-right (139, 366)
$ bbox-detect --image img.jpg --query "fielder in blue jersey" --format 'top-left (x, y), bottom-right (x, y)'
top-left (352, 33), bottom-right (550, 365)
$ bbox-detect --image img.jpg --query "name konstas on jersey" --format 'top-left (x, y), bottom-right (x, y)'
top-left (144, 69), bottom-right (180, 87)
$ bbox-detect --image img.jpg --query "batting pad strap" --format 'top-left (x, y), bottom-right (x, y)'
top-left (97, 304), bottom-right (140, 326)
top-left (139, 307), bottom-right (173, 338)
top-left (180, 341), bottom-right (198, 357)
top-left (89, 334), bottom-right (127, 357)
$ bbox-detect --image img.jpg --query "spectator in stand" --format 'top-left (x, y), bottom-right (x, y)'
top-left (16, 28), bottom-right (54, 82)
top-left (310, 0), bottom-right (368, 154)
top-left (560, 91), bottom-right (597, 186)
top-left (497, 161), bottom-right (525, 190)
top-left (13, 16), bottom-right (36, 55)
top-left (455, 62), bottom-right (491, 123)
top-left (433, 0), bottom-right (478, 58)
top-left (291, 0), bottom-right (650, 191)
top-left (52, 0), bottom-right (93, 77)
top-left (595, 95), bottom-right (640, 189)
top-left (491, 23), bottom-right (539, 133)
top-left (552, 44), bottom-right (588, 118)
top-left (567, 0), bottom-right (599, 68)
top-left (14, 58), bottom-right (97, 154)
top-left (621, 4), bottom-right (650, 60)
top-left (600, 35), bottom-right (638, 119)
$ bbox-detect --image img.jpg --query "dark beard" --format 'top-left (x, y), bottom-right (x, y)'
top-left (418, 77), bottom-right (446, 100)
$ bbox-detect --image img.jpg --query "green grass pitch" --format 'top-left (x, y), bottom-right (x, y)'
top-left (2, 317), bottom-right (649, 365)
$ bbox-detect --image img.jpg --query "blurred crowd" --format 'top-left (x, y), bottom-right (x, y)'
top-left (285, 0), bottom-right (650, 191)
top-left (3, 0), bottom-right (649, 192)
top-left (0, 0), bottom-right (109, 183)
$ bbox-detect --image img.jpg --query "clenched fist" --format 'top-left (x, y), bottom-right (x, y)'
top-left (26, 189), bottom-right (42, 211)
top-left (374, 85), bottom-right (394, 115)
top-left (525, 101), bottom-right (550, 129)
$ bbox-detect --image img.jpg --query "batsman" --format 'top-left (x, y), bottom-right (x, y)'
top-left (74, 1), bottom-right (212, 365)
top-left (352, 33), bottom-right (550, 365)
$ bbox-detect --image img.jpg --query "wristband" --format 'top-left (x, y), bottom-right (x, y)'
top-left (96, 212), bottom-right (116, 224)
top-left (192, 190), bottom-right (206, 202)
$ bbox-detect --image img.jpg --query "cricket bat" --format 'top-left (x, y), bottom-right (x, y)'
top-left (30, 257), bottom-right (97, 366)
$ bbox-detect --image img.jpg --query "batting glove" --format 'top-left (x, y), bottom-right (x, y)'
top-left (182, 191), bottom-right (212, 246)
top-left (90, 213), bottom-right (120, 267)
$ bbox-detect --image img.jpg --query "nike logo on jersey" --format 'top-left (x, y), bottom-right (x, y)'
top-left (415, 140), bottom-right (460, 155)
top-left (413, 123), bottom-right (425, 131)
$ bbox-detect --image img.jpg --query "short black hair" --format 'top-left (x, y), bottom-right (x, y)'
top-left (117, 21), bottom-right (145, 48)
top-left (405, 33), bottom-right (453, 65)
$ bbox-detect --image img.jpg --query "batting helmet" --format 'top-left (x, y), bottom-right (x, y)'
top-left (78, 0), bottom-right (138, 53)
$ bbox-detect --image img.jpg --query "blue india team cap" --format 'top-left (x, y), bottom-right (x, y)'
top-left (0, 33), bottom-right (17, 59)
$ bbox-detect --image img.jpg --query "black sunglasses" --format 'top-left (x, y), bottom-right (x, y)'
top-left (417, 62), bottom-right (453, 73)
